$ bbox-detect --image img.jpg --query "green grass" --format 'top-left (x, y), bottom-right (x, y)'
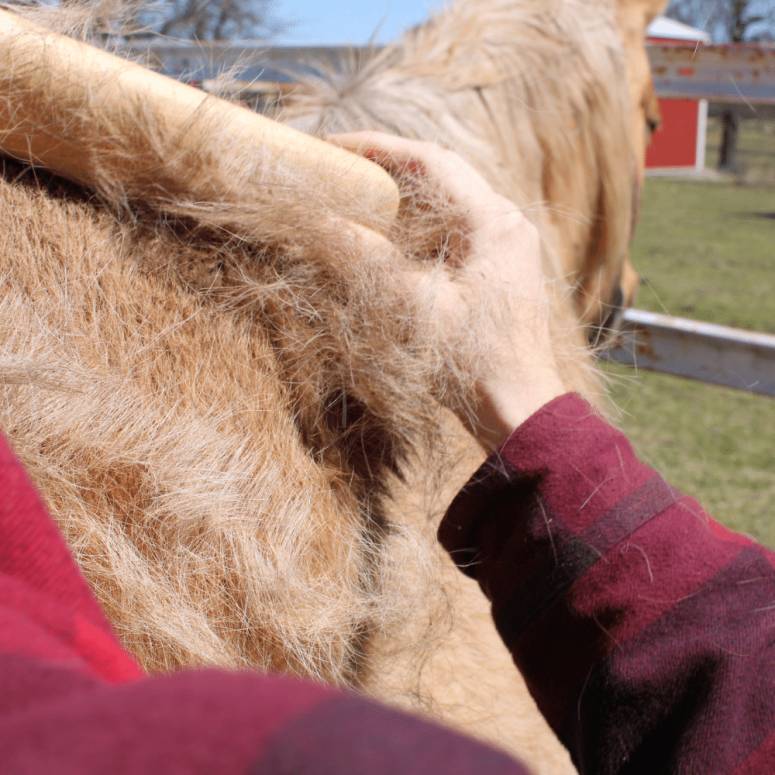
top-left (605, 121), bottom-right (775, 547)
top-left (604, 364), bottom-right (775, 544)
top-left (632, 179), bottom-right (775, 332)
top-left (706, 117), bottom-right (775, 185)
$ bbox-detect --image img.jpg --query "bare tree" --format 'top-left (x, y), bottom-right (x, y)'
top-left (154, 0), bottom-right (288, 41)
top-left (665, 0), bottom-right (774, 171)
top-left (6, 0), bottom-right (290, 42)
top-left (666, 0), bottom-right (774, 42)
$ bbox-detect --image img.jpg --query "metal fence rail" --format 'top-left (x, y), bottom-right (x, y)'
top-left (601, 309), bottom-right (775, 397)
top-left (647, 43), bottom-right (775, 104)
top-left (119, 41), bottom-right (379, 84)
top-left (123, 40), bottom-right (775, 105)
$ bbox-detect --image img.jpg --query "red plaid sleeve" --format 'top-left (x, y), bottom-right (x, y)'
top-left (439, 393), bottom-right (775, 775)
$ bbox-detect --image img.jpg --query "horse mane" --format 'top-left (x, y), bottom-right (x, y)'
top-left (283, 0), bottom-right (634, 331)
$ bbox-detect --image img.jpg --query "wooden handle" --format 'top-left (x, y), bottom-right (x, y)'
top-left (0, 10), bottom-right (400, 233)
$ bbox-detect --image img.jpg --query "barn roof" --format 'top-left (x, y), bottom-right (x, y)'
top-left (647, 16), bottom-right (712, 43)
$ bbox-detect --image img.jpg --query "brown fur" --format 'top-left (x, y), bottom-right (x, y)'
top-left (0, 1), bottom-right (665, 773)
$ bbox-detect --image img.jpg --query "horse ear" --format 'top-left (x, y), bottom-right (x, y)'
top-left (615, 0), bottom-right (669, 26)
top-left (643, 0), bottom-right (670, 24)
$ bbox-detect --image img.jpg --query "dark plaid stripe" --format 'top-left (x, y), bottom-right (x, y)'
top-left (495, 475), bottom-right (679, 646)
top-left (253, 695), bottom-right (527, 775)
top-left (578, 475), bottom-right (680, 551)
top-left (438, 454), bottom-right (531, 576)
top-left (562, 547), bottom-right (775, 775)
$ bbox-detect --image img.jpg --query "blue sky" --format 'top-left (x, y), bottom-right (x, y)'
top-left (275, 0), bottom-right (437, 45)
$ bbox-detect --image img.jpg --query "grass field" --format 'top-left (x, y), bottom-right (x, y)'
top-left (602, 118), bottom-right (775, 547)
top-left (706, 117), bottom-right (775, 186)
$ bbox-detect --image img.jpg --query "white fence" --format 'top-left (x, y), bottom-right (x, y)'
top-left (122, 40), bottom-right (775, 105)
top-left (647, 43), bottom-right (775, 105)
top-left (601, 310), bottom-right (775, 397)
top-left (625, 43), bottom-right (775, 395)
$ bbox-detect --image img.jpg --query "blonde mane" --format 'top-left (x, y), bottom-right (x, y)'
top-left (284, 0), bottom-right (634, 333)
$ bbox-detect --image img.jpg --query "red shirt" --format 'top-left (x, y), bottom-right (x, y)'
top-left (3, 393), bottom-right (775, 773)
top-left (440, 393), bottom-right (775, 774)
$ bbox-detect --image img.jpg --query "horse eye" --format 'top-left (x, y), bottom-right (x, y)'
top-left (646, 117), bottom-right (660, 135)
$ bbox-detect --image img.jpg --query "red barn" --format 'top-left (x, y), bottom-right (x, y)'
top-left (646, 17), bottom-right (711, 173)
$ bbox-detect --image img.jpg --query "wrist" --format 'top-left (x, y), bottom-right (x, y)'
top-left (472, 370), bottom-right (566, 451)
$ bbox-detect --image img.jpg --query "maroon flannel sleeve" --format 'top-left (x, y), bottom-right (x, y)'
top-left (439, 393), bottom-right (775, 775)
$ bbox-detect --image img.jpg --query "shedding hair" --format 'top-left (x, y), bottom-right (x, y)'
top-left (0, 1), bottom-right (657, 772)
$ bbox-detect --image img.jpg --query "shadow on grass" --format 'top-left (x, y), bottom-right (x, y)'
top-left (737, 212), bottom-right (775, 220)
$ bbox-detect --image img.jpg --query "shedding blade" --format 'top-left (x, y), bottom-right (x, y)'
top-left (0, 9), bottom-right (400, 232)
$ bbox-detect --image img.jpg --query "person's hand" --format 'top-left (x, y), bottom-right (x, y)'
top-left (329, 131), bottom-right (565, 451)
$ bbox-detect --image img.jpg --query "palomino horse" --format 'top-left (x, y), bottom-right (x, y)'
top-left (0, 1), bottom-right (664, 773)
top-left (283, 0), bottom-right (667, 338)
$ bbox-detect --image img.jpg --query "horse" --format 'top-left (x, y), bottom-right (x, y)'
top-left (0, 1), bottom-right (664, 772)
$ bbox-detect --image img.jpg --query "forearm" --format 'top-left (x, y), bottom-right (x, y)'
top-left (439, 393), bottom-right (775, 774)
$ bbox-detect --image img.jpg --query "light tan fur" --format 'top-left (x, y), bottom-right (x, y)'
top-left (0, 2), bottom-right (664, 773)
top-left (283, 0), bottom-right (645, 332)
